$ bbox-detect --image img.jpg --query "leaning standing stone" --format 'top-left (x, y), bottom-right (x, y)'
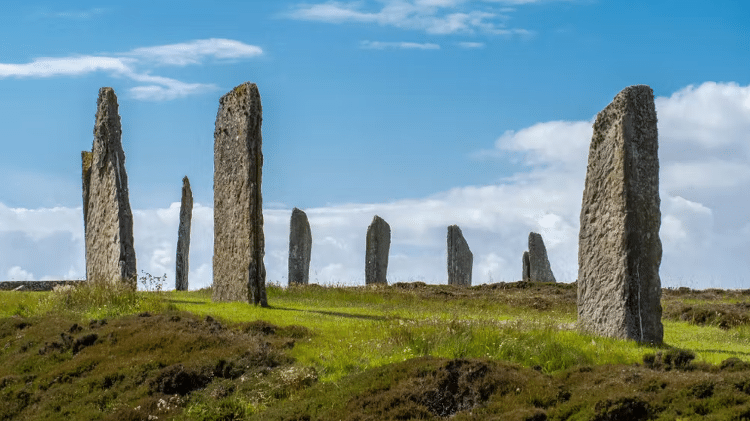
top-left (527, 232), bottom-right (556, 283)
top-left (578, 85), bottom-right (663, 344)
top-left (365, 215), bottom-right (391, 285)
top-left (212, 82), bottom-right (267, 306)
top-left (175, 176), bottom-right (193, 291)
top-left (81, 87), bottom-right (137, 289)
top-left (288, 208), bottom-right (312, 285)
top-left (447, 225), bottom-right (472, 286)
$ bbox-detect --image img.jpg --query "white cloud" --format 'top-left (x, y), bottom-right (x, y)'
top-left (0, 56), bottom-right (132, 78)
top-left (7, 266), bottom-right (34, 281)
top-left (287, 0), bottom-right (529, 35)
top-left (0, 39), bottom-right (262, 101)
top-left (457, 41), bottom-right (485, 48)
top-left (43, 8), bottom-right (107, 19)
top-left (128, 38), bottom-right (264, 66)
top-left (1, 81), bottom-right (748, 290)
top-left (360, 40), bottom-right (441, 49)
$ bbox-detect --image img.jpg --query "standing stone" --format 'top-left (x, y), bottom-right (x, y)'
top-left (365, 215), bottom-right (391, 285)
top-left (447, 225), bottom-right (472, 286)
top-left (288, 208), bottom-right (312, 285)
top-left (522, 251), bottom-right (530, 281)
top-left (175, 176), bottom-right (193, 291)
top-left (527, 232), bottom-right (556, 283)
top-left (212, 82), bottom-right (267, 306)
top-left (578, 85), bottom-right (663, 344)
top-left (81, 87), bottom-right (137, 289)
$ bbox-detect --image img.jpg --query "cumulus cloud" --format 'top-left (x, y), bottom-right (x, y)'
top-left (0, 39), bottom-right (262, 101)
top-left (1, 81), bottom-right (748, 290)
top-left (286, 0), bottom-right (530, 35)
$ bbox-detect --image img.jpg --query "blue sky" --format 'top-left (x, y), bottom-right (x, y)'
top-left (0, 0), bottom-right (749, 289)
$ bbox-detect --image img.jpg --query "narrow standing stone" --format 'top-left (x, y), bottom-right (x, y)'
top-left (81, 87), bottom-right (137, 289)
top-left (447, 225), bottom-right (472, 286)
top-left (212, 82), bottom-right (267, 306)
top-left (527, 232), bottom-right (556, 283)
top-left (365, 215), bottom-right (391, 285)
top-left (578, 85), bottom-right (663, 344)
top-left (522, 251), bottom-right (530, 281)
top-left (288, 208), bottom-right (312, 285)
top-left (175, 176), bottom-right (193, 291)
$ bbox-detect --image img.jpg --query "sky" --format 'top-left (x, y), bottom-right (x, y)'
top-left (0, 0), bottom-right (748, 290)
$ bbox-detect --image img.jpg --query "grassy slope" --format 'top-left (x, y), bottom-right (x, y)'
top-left (0, 282), bottom-right (749, 420)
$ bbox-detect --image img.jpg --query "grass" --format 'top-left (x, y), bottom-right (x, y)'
top-left (0, 280), bottom-right (749, 419)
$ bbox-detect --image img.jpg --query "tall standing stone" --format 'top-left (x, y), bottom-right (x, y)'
top-left (212, 82), bottom-right (267, 306)
top-left (578, 85), bottom-right (663, 344)
top-left (289, 208), bottom-right (312, 285)
top-left (365, 215), bottom-right (391, 285)
top-left (175, 176), bottom-right (193, 291)
top-left (526, 232), bottom-right (556, 283)
top-left (447, 225), bottom-right (472, 286)
top-left (81, 87), bottom-right (137, 289)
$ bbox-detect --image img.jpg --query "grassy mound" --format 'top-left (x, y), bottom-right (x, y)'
top-left (0, 281), bottom-right (748, 419)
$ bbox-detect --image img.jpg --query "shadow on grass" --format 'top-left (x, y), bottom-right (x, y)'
top-left (269, 305), bottom-right (389, 321)
top-left (166, 299), bottom-right (209, 305)
top-left (692, 348), bottom-right (750, 357)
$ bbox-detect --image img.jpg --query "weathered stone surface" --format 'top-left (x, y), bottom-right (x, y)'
top-left (288, 208), bottom-right (312, 285)
top-left (522, 251), bottom-right (530, 281)
top-left (212, 82), bottom-right (267, 306)
top-left (81, 87), bottom-right (137, 289)
top-left (527, 232), bottom-right (556, 283)
top-left (578, 85), bottom-right (663, 344)
top-left (365, 215), bottom-right (391, 285)
top-left (447, 225), bottom-right (472, 286)
top-left (175, 176), bottom-right (193, 291)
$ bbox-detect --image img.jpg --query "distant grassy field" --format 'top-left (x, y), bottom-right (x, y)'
top-left (1, 281), bottom-right (749, 420)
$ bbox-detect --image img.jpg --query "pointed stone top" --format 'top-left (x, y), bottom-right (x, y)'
top-left (182, 175), bottom-right (190, 185)
top-left (220, 82), bottom-right (260, 106)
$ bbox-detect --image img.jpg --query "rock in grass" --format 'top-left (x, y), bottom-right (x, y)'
top-left (526, 232), bottom-right (556, 283)
top-left (289, 208), bottom-right (312, 285)
top-left (447, 225), bottom-right (472, 286)
top-left (212, 82), bottom-right (267, 306)
top-left (577, 85), bottom-right (663, 344)
top-left (81, 87), bottom-right (137, 289)
top-left (365, 215), bottom-right (391, 285)
top-left (175, 176), bottom-right (193, 291)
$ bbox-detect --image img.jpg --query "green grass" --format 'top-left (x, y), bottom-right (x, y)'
top-left (1, 281), bottom-right (750, 420)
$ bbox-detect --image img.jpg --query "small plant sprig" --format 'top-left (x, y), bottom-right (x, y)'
top-left (140, 271), bottom-right (167, 293)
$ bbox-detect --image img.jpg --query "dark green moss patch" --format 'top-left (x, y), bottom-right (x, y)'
top-left (0, 311), bottom-right (309, 420)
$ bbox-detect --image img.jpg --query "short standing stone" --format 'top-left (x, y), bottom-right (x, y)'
top-left (288, 208), bottom-right (312, 285)
top-left (522, 251), bottom-right (530, 281)
top-left (578, 85), bottom-right (663, 344)
top-left (175, 176), bottom-right (193, 291)
top-left (527, 232), bottom-right (556, 283)
top-left (365, 215), bottom-right (391, 285)
top-left (447, 225), bottom-right (472, 286)
top-left (81, 87), bottom-right (137, 289)
top-left (212, 82), bottom-right (267, 306)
